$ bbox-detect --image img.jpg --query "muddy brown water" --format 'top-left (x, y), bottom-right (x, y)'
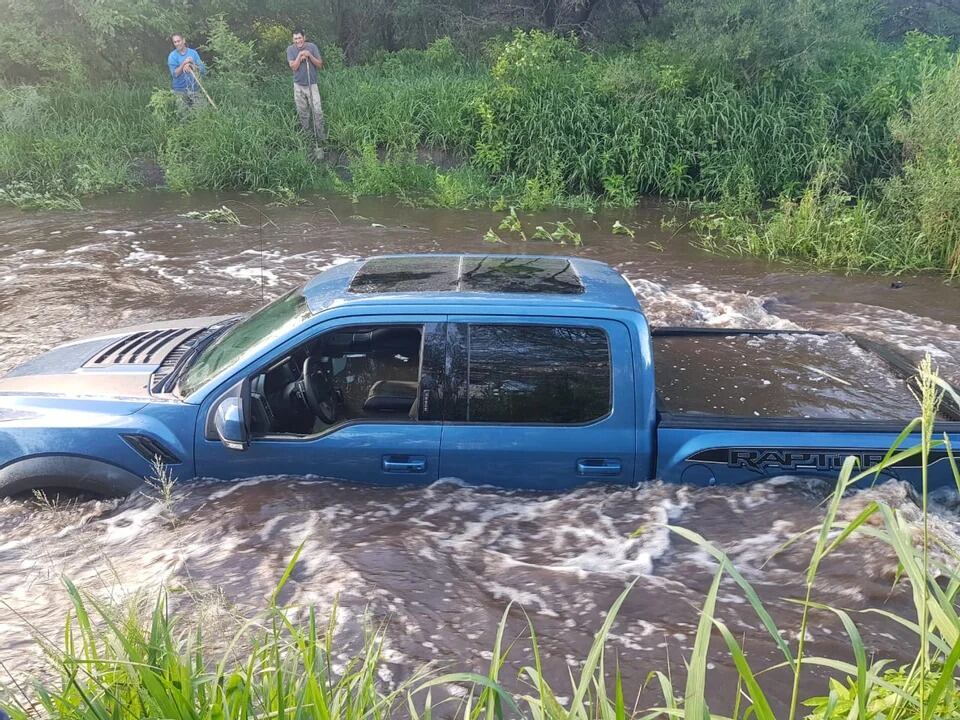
top-left (1, 193), bottom-right (960, 715)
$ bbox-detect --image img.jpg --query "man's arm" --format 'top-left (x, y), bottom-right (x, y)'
top-left (287, 48), bottom-right (304, 70)
top-left (171, 56), bottom-right (194, 77)
top-left (306, 44), bottom-right (324, 69)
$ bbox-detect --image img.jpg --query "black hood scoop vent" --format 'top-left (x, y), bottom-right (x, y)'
top-left (84, 328), bottom-right (203, 367)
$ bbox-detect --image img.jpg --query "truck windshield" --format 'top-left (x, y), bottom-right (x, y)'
top-left (177, 288), bottom-right (311, 398)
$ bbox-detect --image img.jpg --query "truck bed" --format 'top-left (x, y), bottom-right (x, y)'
top-left (651, 329), bottom-right (960, 487)
top-left (652, 329), bottom-right (956, 422)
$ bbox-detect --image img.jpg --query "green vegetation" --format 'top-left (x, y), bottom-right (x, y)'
top-left (0, 0), bottom-right (959, 273)
top-left (180, 205), bottom-right (243, 224)
top-left (695, 48), bottom-right (960, 275)
top-left (3, 362), bottom-right (960, 719)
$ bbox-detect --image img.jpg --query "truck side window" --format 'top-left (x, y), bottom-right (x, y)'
top-left (248, 324), bottom-right (426, 437)
top-left (466, 325), bottom-right (610, 424)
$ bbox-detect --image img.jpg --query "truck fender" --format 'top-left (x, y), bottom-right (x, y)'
top-left (0, 455), bottom-right (145, 498)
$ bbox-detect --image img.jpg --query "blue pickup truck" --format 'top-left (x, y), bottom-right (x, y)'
top-left (0, 254), bottom-right (956, 497)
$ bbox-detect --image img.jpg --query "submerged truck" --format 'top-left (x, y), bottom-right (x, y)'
top-left (0, 254), bottom-right (956, 497)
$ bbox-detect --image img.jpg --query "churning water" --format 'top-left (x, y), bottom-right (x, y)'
top-left (1, 193), bottom-right (959, 712)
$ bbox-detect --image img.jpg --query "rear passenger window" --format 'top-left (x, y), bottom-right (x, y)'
top-left (467, 325), bottom-right (610, 424)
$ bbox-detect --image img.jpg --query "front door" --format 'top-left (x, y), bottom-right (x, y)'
top-left (196, 320), bottom-right (445, 485)
top-left (439, 317), bottom-right (636, 489)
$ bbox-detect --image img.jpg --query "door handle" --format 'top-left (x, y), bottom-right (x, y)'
top-left (382, 455), bottom-right (427, 474)
top-left (577, 458), bottom-right (622, 477)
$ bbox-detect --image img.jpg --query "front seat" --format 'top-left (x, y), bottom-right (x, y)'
top-left (363, 380), bottom-right (419, 415)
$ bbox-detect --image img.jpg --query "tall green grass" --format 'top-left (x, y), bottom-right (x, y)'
top-left (0, 83), bottom-right (160, 200)
top-left (1, 27), bottom-right (958, 273)
top-left (4, 363), bottom-right (960, 720)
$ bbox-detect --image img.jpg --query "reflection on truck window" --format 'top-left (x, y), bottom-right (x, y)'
top-left (248, 325), bottom-right (423, 437)
top-left (467, 325), bottom-right (610, 424)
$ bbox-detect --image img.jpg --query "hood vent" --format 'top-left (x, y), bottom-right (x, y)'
top-left (85, 328), bottom-right (203, 367)
top-left (122, 433), bottom-right (181, 465)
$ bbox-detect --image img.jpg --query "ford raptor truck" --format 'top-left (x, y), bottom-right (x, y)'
top-left (0, 254), bottom-right (956, 496)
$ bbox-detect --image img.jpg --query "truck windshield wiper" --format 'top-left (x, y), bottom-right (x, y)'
top-left (159, 320), bottom-right (238, 396)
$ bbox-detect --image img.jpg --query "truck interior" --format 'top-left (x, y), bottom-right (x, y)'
top-left (248, 324), bottom-right (423, 436)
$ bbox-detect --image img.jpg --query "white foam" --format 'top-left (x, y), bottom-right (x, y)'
top-left (623, 275), bottom-right (799, 329)
top-left (219, 265), bottom-right (279, 286)
top-left (122, 250), bottom-right (168, 265)
top-left (98, 230), bottom-right (136, 237)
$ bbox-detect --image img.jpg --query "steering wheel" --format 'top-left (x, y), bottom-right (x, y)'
top-left (300, 355), bottom-right (337, 424)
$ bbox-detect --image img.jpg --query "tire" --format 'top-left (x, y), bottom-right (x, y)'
top-left (0, 456), bottom-right (145, 498)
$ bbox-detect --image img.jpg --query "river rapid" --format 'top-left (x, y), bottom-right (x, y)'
top-left (1, 193), bottom-right (959, 714)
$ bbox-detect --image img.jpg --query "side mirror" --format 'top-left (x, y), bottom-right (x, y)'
top-left (214, 396), bottom-right (248, 451)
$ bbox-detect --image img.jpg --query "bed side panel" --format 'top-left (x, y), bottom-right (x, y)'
top-left (656, 425), bottom-right (958, 489)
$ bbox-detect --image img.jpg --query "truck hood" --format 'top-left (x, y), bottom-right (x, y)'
top-left (0, 315), bottom-right (236, 402)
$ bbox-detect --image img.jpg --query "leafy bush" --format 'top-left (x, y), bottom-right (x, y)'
top-left (887, 52), bottom-right (960, 274)
top-left (160, 103), bottom-right (328, 192)
top-left (424, 36), bottom-right (460, 66)
top-left (0, 85), bottom-right (46, 130)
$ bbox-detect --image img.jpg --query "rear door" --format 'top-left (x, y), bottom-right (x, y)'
top-left (439, 317), bottom-right (636, 489)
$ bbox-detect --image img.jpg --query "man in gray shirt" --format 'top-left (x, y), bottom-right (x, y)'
top-left (286, 29), bottom-right (327, 143)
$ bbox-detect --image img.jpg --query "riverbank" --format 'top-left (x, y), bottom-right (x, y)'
top-left (1, 31), bottom-right (958, 274)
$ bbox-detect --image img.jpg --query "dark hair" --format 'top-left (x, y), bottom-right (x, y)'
top-left (170, 33), bottom-right (183, 42)
top-left (292, 28), bottom-right (305, 37)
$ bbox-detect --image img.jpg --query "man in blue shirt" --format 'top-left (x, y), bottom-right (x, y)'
top-left (167, 34), bottom-right (207, 112)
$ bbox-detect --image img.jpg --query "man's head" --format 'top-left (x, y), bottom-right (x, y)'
top-left (171, 34), bottom-right (187, 53)
top-left (292, 29), bottom-right (306, 49)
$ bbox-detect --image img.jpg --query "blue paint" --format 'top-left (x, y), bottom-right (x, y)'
top-left (0, 254), bottom-right (955, 496)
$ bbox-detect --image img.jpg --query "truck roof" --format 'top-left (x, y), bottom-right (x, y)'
top-left (302, 254), bottom-right (641, 314)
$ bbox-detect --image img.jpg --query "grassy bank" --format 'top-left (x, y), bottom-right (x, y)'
top-left (3, 362), bottom-right (960, 720)
top-left (1, 27), bottom-right (959, 274)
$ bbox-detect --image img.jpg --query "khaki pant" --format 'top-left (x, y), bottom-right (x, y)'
top-left (294, 83), bottom-right (327, 140)
top-left (174, 89), bottom-right (206, 116)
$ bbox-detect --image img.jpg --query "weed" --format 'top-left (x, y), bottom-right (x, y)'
top-left (0, 182), bottom-right (81, 210)
top-left (180, 205), bottom-right (242, 224)
top-left (30, 489), bottom-right (77, 512)
top-left (143, 455), bottom-right (177, 508)
top-left (532, 219), bottom-right (582, 246)
top-left (498, 206), bottom-right (527, 240)
top-left (612, 219), bottom-right (635, 238)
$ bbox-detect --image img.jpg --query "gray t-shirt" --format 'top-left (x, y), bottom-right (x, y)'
top-left (286, 42), bottom-right (322, 86)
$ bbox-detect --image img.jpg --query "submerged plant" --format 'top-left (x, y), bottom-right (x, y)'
top-left (498, 206), bottom-right (527, 240)
top-left (612, 220), bottom-right (635, 238)
top-left (180, 205), bottom-right (242, 224)
top-left (0, 182), bottom-right (82, 211)
top-left (531, 219), bottom-right (582, 246)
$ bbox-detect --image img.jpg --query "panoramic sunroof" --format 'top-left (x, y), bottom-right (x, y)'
top-left (350, 256), bottom-right (461, 293)
top-left (349, 256), bottom-right (584, 294)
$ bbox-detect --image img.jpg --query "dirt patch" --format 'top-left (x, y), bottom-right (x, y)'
top-left (131, 157), bottom-right (166, 188)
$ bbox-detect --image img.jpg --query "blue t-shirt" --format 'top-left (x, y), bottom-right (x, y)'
top-left (167, 48), bottom-right (206, 92)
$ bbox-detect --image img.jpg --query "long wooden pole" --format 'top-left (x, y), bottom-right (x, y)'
top-left (186, 65), bottom-right (218, 110)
